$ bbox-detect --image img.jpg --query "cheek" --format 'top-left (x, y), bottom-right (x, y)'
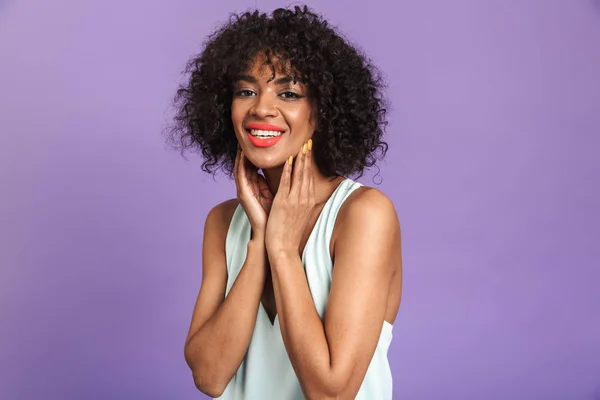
top-left (231, 102), bottom-right (242, 122)
top-left (285, 107), bottom-right (314, 133)
top-left (230, 102), bottom-right (247, 135)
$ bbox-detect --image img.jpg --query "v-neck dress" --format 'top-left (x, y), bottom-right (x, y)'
top-left (217, 178), bottom-right (394, 400)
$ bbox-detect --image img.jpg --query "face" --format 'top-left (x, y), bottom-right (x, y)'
top-left (231, 57), bottom-right (316, 170)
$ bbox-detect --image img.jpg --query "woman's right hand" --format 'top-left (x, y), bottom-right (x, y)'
top-left (234, 149), bottom-right (273, 238)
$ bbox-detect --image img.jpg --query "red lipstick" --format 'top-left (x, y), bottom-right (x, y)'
top-left (247, 133), bottom-right (283, 148)
top-left (246, 123), bottom-right (285, 132)
top-left (245, 123), bottom-right (286, 148)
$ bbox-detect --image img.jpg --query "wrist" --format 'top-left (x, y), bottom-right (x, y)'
top-left (246, 239), bottom-right (268, 275)
top-left (250, 237), bottom-right (269, 263)
top-left (248, 237), bottom-right (266, 253)
top-left (267, 247), bottom-right (298, 265)
top-left (250, 227), bottom-right (265, 241)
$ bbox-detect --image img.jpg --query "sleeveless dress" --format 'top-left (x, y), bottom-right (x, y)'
top-left (217, 178), bottom-right (394, 400)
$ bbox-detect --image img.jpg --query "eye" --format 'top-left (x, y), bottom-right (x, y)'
top-left (235, 89), bottom-right (256, 97)
top-left (279, 91), bottom-right (302, 99)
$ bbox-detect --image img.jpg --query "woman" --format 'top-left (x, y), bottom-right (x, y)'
top-left (170, 6), bottom-right (402, 399)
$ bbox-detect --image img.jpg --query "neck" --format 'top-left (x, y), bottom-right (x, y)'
top-left (262, 161), bottom-right (343, 203)
top-left (262, 166), bottom-right (284, 195)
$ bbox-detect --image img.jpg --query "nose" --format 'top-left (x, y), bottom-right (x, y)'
top-left (250, 93), bottom-right (278, 119)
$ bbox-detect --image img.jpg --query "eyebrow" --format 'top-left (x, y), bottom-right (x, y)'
top-left (236, 75), bottom-right (304, 85)
top-left (237, 75), bottom-right (257, 83)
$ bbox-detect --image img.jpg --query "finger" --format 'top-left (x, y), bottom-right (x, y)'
top-left (278, 153), bottom-right (293, 196)
top-left (302, 142), bottom-right (310, 190)
top-left (290, 143), bottom-right (306, 196)
top-left (234, 148), bottom-right (241, 188)
top-left (238, 150), bottom-right (249, 188)
top-left (241, 152), bottom-right (252, 182)
top-left (310, 141), bottom-right (316, 199)
top-left (258, 174), bottom-right (273, 200)
top-left (234, 148), bottom-right (240, 175)
top-left (303, 140), bottom-right (313, 200)
top-left (248, 159), bottom-right (259, 189)
top-left (245, 154), bottom-right (262, 190)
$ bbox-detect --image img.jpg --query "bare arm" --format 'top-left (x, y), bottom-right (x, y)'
top-left (183, 199), bottom-right (267, 397)
top-left (269, 188), bottom-right (401, 399)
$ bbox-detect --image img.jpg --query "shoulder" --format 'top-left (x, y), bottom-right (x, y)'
top-left (337, 185), bottom-right (399, 233)
top-left (330, 185), bottom-right (400, 257)
top-left (204, 198), bottom-right (240, 238)
top-left (330, 185), bottom-right (401, 280)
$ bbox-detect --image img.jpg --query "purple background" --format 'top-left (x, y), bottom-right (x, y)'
top-left (1, 0), bottom-right (599, 399)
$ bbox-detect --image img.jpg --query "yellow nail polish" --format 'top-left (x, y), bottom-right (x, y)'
top-left (302, 143), bottom-right (308, 154)
top-left (288, 156), bottom-right (293, 165)
top-left (307, 139), bottom-right (312, 151)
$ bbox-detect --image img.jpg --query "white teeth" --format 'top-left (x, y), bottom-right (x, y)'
top-left (249, 129), bottom-right (283, 138)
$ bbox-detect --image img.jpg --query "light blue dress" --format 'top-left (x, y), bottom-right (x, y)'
top-left (217, 178), bottom-right (394, 400)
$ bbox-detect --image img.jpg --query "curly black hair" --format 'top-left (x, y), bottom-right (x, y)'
top-left (167, 5), bottom-right (388, 178)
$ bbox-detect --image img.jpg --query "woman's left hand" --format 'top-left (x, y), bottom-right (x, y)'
top-left (265, 139), bottom-right (315, 258)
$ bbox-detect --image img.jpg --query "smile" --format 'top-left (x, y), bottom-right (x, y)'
top-left (245, 123), bottom-right (286, 148)
top-left (248, 129), bottom-right (283, 138)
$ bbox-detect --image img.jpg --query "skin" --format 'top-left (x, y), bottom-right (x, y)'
top-left (184, 57), bottom-right (403, 399)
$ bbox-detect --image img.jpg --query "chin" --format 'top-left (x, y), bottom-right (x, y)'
top-left (244, 150), bottom-right (286, 170)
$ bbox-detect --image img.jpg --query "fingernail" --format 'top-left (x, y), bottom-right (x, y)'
top-left (302, 143), bottom-right (308, 154)
top-left (288, 156), bottom-right (293, 165)
top-left (307, 139), bottom-right (312, 151)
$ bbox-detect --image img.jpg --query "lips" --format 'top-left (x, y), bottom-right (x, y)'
top-left (247, 133), bottom-right (283, 148)
top-left (245, 122), bottom-right (286, 148)
top-left (246, 123), bottom-right (285, 132)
